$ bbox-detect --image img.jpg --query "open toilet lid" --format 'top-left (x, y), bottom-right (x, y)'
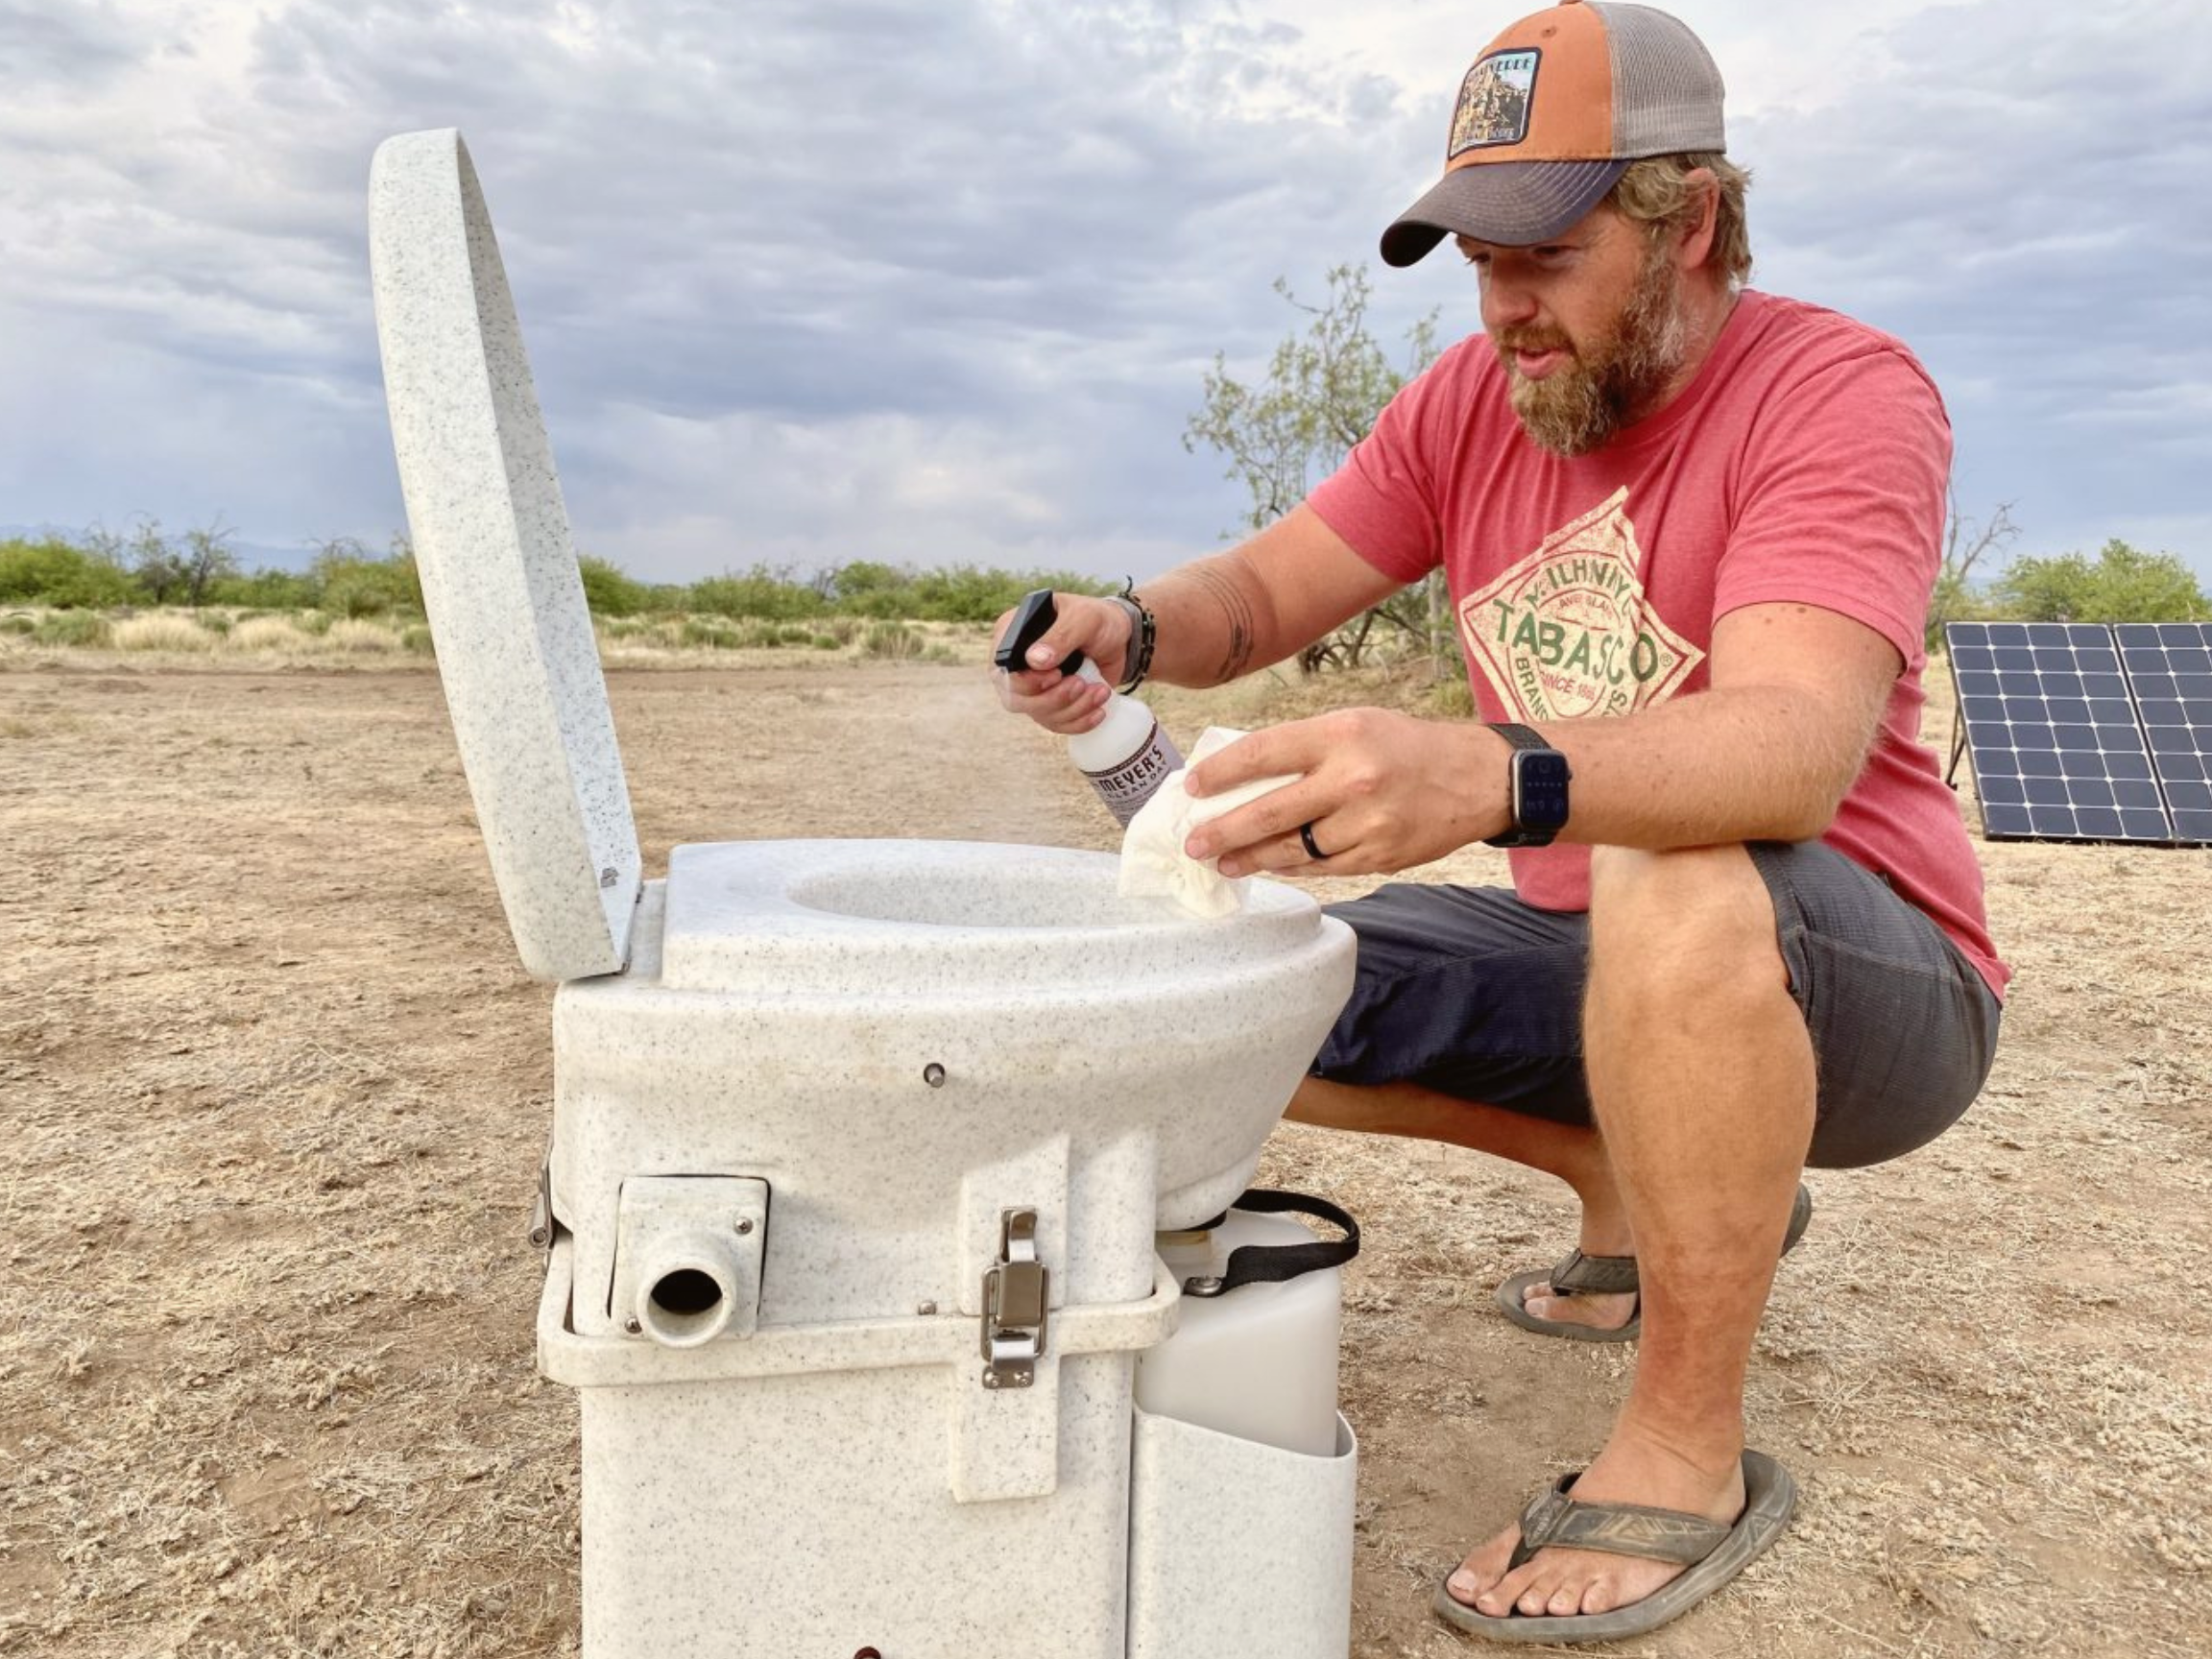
top-left (369, 130), bottom-right (641, 982)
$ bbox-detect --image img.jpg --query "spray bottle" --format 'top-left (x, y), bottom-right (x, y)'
top-left (996, 588), bottom-right (1184, 827)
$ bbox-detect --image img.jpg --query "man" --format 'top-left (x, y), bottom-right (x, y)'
top-left (998, 0), bottom-right (2005, 1643)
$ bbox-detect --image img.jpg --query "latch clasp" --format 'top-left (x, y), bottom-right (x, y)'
top-left (980, 1208), bottom-right (1047, 1390)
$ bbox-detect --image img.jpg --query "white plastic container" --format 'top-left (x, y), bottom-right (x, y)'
top-left (1140, 1209), bottom-right (1343, 1458)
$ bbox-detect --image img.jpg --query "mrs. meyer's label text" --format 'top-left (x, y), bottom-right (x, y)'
top-left (1084, 722), bottom-right (1183, 827)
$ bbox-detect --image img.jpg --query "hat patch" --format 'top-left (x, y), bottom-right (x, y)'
top-left (1449, 49), bottom-right (1539, 156)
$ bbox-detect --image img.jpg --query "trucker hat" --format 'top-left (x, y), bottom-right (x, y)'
top-left (1380, 0), bottom-right (1726, 266)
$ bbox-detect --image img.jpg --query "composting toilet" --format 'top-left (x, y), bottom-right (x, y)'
top-left (368, 128), bottom-right (1359, 1659)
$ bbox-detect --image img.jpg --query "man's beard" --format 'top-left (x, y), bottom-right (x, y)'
top-left (1495, 242), bottom-right (1690, 458)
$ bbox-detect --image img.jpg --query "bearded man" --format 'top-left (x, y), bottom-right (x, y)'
top-left (997, 0), bottom-right (2005, 1643)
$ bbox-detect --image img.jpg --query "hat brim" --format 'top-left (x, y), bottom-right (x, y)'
top-left (1380, 158), bottom-right (1630, 267)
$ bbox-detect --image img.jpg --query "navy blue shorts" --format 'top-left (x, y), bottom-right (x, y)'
top-left (1310, 841), bottom-right (2002, 1169)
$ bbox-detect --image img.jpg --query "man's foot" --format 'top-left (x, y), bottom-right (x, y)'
top-left (1442, 1432), bottom-right (1748, 1622)
top-left (1498, 1185), bottom-right (1814, 1343)
top-left (1518, 1280), bottom-right (1639, 1334)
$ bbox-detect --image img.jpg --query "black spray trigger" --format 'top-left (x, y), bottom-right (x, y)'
top-left (994, 588), bottom-right (1086, 677)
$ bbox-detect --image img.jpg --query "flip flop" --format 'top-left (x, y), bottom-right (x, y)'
top-left (1431, 1449), bottom-right (1797, 1644)
top-left (1496, 1183), bottom-right (1813, 1343)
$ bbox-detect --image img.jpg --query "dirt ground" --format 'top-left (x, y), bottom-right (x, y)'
top-left (2, 646), bottom-right (2207, 1659)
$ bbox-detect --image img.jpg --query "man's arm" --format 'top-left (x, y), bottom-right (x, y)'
top-left (995, 505), bottom-right (1404, 733)
top-left (1183, 600), bottom-right (1902, 876)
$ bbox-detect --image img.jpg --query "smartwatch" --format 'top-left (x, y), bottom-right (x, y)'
top-left (1482, 722), bottom-right (1573, 849)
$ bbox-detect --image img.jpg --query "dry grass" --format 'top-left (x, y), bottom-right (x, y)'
top-left (110, 613), bottom-right (218, 653)
top-left (0, 609), bottom-right (988, 674)
top-left (324, 617), bottom-right (403, 654)
top-left (229, 615), bottom-right (313, 653)
top-left (0, 654), bottom-right (2205, 1659)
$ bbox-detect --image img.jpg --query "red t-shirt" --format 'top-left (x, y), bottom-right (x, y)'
top-left (1306, 290), bottom-right (2008, 998)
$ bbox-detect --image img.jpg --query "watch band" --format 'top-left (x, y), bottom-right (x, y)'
top-left (1489, 721), bottom-right (1551, 756)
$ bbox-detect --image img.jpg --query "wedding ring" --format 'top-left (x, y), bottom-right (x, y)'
top-left (1298, 821), bottom-right (1328, 861)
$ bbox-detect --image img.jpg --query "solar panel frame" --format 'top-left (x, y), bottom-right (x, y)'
top-left (1945, 620), bottom-right (2176, 844)
top-left (2114, 621), bottom-right (2212, 846)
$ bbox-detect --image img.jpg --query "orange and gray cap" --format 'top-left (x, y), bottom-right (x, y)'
top-left (1381, 0), bottom-right (1725, 266)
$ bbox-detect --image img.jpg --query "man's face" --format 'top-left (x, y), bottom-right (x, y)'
top-left (1456, 204), bottom-right (1690, 458)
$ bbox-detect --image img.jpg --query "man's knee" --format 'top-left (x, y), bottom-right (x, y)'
top-left (1587, 843), bottom-right (1791, 1001)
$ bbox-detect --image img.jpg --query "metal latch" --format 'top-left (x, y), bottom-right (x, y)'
top-left (527, 1144), bottom-right (555, 1253)
top-left (980, 1208), bottom-right (1048, 1390)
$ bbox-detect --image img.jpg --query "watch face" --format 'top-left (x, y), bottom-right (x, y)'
top-left (1513, 751), bottom-right (1572, 831)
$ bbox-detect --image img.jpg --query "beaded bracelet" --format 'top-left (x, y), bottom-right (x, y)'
top-left (1113, 577), bottom-right (1158, 693)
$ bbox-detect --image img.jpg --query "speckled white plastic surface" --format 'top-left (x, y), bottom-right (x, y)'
top-left (369, 128), bottom-right (1360, 1659)
top-left (370, 130), bottom-right (639, 982)
top-left (1127, 1407), bottom-right (1358, 1659)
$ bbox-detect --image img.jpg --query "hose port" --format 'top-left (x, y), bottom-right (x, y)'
top-left (611, 1176), bottom-right (769, 1346)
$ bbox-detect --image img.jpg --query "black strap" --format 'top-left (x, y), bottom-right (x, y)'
top-left (1488, 720), bottom-right (1550, 754)
top-left (1182, 1188), bottom-right (1360, 1298)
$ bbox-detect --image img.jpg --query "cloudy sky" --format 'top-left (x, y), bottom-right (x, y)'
top-left (3, 0), bottom-right (2208, 586)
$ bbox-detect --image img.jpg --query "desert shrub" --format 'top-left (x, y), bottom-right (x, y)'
top-left (313, 541), bottom-right (423, 618)
top-left (398, 624), bottom-right (435, 656)
top-left (198, 612), bottom-right (233, 637)
top-left (295, 611), bottom-right (336, 637)
top-left (1, 614), bottom-right (36, 637)
top-left (111, 614), bottom-right (217, 653)
top-left (686, 565), bottom-right (827, 621)
top-left (205, 566), bottom-right (319, 610)
top-left (1430, 677), bottom-right (1475, 717)
top-left (0, 539), bottom-right (134, 608)
top-left (812, 633), bottom-right (842, 650)
top-left (862, 621), bottom-right (924, 660)
top-left (231, 616), bottom-right (311, 652)
top-left (34, 612), bottom-right (111, 647)
top-left (326, 618), bottom-right (400, 653)
top-left (678, 618), bottom-right (741, 649)
top-left (1988, 539), bottom-right (2210, 624)
top-left (578, 556), bottom-right (650, 618)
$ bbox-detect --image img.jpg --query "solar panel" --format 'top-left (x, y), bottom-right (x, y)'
top-left (2115, 622), bottom-right (2212, 844)
top-left (1945, 621), bottom-right (2174, 843)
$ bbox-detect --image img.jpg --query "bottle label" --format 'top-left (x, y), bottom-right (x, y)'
top-left (1082, 720), bottom-right (1183, 827)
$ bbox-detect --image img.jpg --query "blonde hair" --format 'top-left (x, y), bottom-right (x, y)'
top-left (1608, 153), bottom-right (1753, 287)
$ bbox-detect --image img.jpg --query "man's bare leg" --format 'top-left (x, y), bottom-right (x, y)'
top-left (1441, 843), bottom-right (1815, 1621)
top-left (1286, 1079), bottom-right (1641, 1332)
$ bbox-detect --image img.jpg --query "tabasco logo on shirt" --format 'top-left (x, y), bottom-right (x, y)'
top-left (1457, 488), bottom-right (1703, 720)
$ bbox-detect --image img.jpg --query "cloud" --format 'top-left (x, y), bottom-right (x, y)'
top-left (1, 0), bottom-right (2207, 581)
top-left (1740, 0), bottom-right (2212, 560)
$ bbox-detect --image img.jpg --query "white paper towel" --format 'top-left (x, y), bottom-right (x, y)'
top-left (1118, 727), bottom-right (1302, 918)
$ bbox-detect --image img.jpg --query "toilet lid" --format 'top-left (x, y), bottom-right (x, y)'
top-left (370, 129), bottom-right (640, 982)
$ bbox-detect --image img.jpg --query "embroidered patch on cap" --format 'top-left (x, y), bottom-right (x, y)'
top-left (1448, 49), bottom-right (1540, 156)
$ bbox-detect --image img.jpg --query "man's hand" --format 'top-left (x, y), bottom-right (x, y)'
top-left (1180, 709), bottom-right (1508, 878)
top-left (989, 593), bottom-right (1132, 735)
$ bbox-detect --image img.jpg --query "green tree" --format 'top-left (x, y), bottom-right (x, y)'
top-left (577, 555), bottom-right (650, 617)
top-left (687, 564), bottom-right (827, 621)
top-left (1184, 265), bottom-right (1446, 672)
top-left (1989, 539), bottom-right (2210, 624)
top-left (0, 538), bottom-right (134, 608)
top-left (1927, 499), bottom-right (2018, 647)
top-left (311, 536), bottom-right (423, 617)
top-left (122, 519), bottom-right (190, 604)
top-left (179, 524), bottom-right (240, 606)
